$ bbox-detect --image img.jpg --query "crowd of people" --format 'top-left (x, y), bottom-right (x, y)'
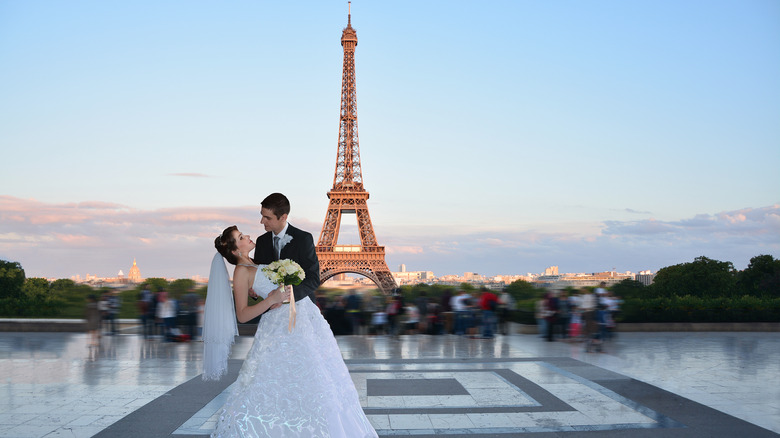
top-left (85, 286), bottom-right (205, 344)
top-left (535, 282), bottom-right (622, 352)
top-left (318, 288), bottom-right (516, 339)
top-left (85, 282), bottom-right (620, 350)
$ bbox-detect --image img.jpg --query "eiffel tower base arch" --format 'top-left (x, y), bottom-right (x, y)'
top-left (317, 248), bottom-right (397, 295)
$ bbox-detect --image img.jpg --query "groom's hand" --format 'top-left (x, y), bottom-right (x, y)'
top-left (248, 287), bottom-right (258, 301)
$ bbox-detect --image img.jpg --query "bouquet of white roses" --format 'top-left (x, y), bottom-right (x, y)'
top-left (262, 259), bottom-right (306, 287)
top-left (262, 259), bottom-right (305, 331)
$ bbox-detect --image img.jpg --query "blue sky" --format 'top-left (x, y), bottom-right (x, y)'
top-left (1, 0), bottom-right (778, 280)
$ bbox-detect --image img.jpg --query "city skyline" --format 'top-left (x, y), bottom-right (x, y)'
top-left (59, 258), bottom-right (647, 284)
top-left (1, 1), bottom-right (778, 280)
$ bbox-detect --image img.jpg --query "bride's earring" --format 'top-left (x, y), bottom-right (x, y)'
top-left (238, 251), bottom-right (242, 258)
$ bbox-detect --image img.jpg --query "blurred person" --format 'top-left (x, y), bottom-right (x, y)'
top-left (462, 292), bottom-right (479, 337)
top-left (182, 289), bottom-right (200, 340)
top-left (362, 293), bottom-right (379, 335)
top-left (370, 309), bottom-right (387, 335)
top-left (440, 289), bottom-right (454, 334)
top-left (415, 291), bottom-right (429, 333)
top-left (197, 297), bottom-right (205, 339)
top-left (557, 290), bottom-right (571, 341)
top-left (404, 302), bottom-right (419, 334)
top-left (545, 290), bottom-right (559, 342)
top-left (478, 289), bottom-right (498, 339)
top-left (498, 290), bottom-right (514, 335)
top-left (156, 289), bottom-right (177, 341)
top-left (98, 292), bottom-right (110, 335)
top-left (535, 294), bottom-right (548, 338)
top-left (587, 302), bottom-right (610, 353)
top-left (602, 290), bottom-right (620, 340)
top-left (425, 300), bottom-right (442, 335)
top-left (138, 284), bottom-right (154, 339)
top-left (386, 295), bottom-right (402, 337)
top-left (579, 288), bottom-right (597, 350)
top-left (345, 289), bottom-right (362, 335)
top-left (85, 294), bottom-right (101, 347)
top-left (451, 290), bottom-right (470, 335)
top-left (332, 295), bottom-right (352, 336)
top-left (315, 290), bottom-right (329, 313)
top-left (206, 225), bottom-right (376, 437)
top-left (103, 289), bottom-right (121, 335)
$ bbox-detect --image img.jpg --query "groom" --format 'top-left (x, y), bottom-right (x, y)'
top-left (252, 193), bottom-right (320, 303)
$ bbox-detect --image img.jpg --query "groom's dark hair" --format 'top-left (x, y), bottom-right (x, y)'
top-left (262, 193), bottom-right (290, 219)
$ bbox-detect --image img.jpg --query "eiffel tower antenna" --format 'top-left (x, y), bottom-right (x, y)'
top-left (316, 6), bottom-right (397, 294)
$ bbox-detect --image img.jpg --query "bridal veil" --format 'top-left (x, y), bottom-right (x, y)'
top-left (202, 253), bottom-right (238, 381)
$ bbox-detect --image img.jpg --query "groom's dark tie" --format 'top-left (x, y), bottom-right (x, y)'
top-left (273, 236), bottom-right (281, 261)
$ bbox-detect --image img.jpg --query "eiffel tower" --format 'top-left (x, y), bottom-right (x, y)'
top-left (316, 6), bottom-right (397, 294)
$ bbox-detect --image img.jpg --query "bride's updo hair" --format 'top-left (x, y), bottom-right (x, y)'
top-left (215, 225), bottom-right (239, 265)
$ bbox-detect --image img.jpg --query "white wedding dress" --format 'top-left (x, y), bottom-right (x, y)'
top-left (211, 267), bottom-right (377, 438)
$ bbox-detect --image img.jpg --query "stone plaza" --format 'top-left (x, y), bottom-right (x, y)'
top-left (0, 328), bottom-right (778, 437)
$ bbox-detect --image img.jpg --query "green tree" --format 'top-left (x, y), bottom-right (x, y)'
top-left (650, 256), bottom-right (737, 298)
top-left (21, 277), bottom-right (63, 317)
top-left (144, 278), bottom-right (169, 292)
top-left (22, 277), bottom-right (50, 301)
top-left (737, 254), bottom-right (780, 298)
top-left (49, 278), bottom-right (93, 318)
top-left (459, 283), bottom-right (477, 293)
top-left (50, 279), bottom-right (76, 294)
top-left (610, 279), bottom-right (647, 300)
top-left (168, 279), bottom-right (197, 299)
top-left (503, 279), bottom-right (541, 301)
top-left (0, 260), bottom-right (26, 300)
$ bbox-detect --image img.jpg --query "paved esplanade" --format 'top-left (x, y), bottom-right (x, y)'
top-left (0, 330), bottom-right (777, 437)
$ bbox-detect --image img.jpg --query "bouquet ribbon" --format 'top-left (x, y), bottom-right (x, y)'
top-left (286, 284), bottom-right (297, 332)
top-left (262, 259), bottom-right (305, 333)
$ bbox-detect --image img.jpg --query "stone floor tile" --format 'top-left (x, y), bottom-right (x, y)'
top-left (388, 413), bottom-right (434, 429)
top-left (428, 413), bottom-right (476, 429)
top-left (466, 412), bottom-right (515, 428)
top-left (366, 414), bottom-right (390, 429)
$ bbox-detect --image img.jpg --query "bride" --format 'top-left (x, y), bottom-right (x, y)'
top-left (204, 225), bottom-right (378, 437)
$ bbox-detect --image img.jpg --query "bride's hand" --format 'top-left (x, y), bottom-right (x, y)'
top-left (266, 287), bottom-right (283, 310)
top-left (268, 287), bottom-right (290, 305)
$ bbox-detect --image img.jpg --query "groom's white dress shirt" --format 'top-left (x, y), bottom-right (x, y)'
top-left (272, 223), bottom-right (289, 259)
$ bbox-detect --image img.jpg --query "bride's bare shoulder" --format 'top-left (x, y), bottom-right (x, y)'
top-left (233, 265), bottom-right (251, 281)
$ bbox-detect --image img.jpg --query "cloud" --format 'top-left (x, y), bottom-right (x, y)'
top-left (0, 196), bottom-right (777, 279)
top-left (603, 205), bottom-right (780, 241)
top-left (624, 208), bottom-right (652, 215)
top-left (169, 173), bottom-right (211, 178)
top-left (385, 205), bottom-right (780, 275)
top-left (387, 246), bottom-right (424, 255)
top-left (0, 196), bottom-right (264, 279)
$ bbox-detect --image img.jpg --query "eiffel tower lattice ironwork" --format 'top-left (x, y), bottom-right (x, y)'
top-left (316, 7), bottom-right (397, 294)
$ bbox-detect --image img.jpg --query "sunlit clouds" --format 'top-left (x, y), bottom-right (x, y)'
top-left (1, 195), bottom-right (776, 279)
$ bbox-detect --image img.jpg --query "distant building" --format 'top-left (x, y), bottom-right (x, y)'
top-left (391, 270), bottom-right (435, 285)
top-left (463, 272), bottom-right (481, 281)
top-left (534, 271), bottom-right (634, 289)
top-left (127, 259), bottom-right (142, 283)
top-left (635, 270), bottom-right (655, 286)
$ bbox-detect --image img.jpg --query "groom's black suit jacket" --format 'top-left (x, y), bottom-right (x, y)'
top-left (253, 224), bottom-right (320, 304)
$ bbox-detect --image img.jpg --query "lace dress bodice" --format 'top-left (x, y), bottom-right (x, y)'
top-left (247, 265), bottom-right (276, 300)
top-left (211, 268), bottom-right (377, 437)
